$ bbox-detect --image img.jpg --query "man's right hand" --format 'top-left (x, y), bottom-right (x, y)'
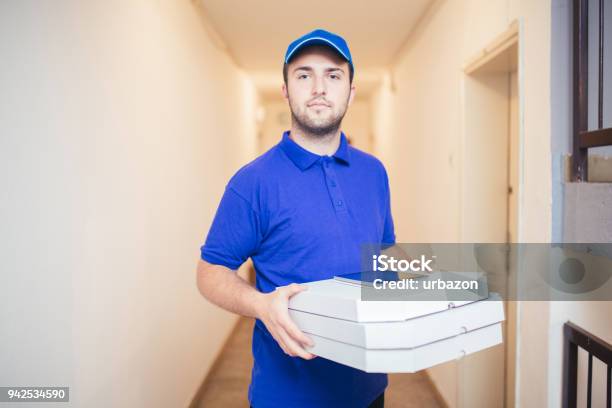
top-left (254, 283), bottom-right (316, 360)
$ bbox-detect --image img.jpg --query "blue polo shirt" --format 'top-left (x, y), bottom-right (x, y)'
top-left (201, 131), bottom-right (395, 408)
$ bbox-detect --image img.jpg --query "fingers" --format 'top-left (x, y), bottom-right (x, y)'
top-left (282, 283), bottom-right (308, 297)
top-left (281, 314), bottom-right (314, 347)
top-left (275, 326), bottom-right (315, 360)
top-left (270, 326), bottom-right (314, 359)
top-left (277, 284), bottom-right (314, 346)
top-left (268, 314), bottom-right (316, 359)
top-left (264, 283), bottom-right (316, 360)
top-left (270, 329), bottom-right (292, 356)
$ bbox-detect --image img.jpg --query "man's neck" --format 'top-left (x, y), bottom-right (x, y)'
top-left (288, 126), bottom-right (341, 157)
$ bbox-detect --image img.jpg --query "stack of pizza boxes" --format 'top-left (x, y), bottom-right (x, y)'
top-left (288, 273), bottom-right (504, 373)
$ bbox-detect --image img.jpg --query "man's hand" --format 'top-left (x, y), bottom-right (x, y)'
top-left (254, 283), bottom-right (316, 360)
top-left (196, 260), bottom-right (315, 360)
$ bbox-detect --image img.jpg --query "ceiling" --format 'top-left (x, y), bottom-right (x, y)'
top-left (198, 0), bottom-right (433, 98)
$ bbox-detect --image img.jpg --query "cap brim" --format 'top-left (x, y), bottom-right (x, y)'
top-left (285, 37), bottom-right (351, 64)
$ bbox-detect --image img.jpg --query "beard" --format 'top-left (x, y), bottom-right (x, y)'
top-left (288, 93), bottom-right (350, 137)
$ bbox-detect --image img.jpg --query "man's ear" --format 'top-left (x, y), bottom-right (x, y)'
top-left (281, 83), bottom-right (289, 100)
top-left (347, 84), bottom-right (356, 107)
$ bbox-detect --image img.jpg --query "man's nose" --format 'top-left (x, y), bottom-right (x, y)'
top-left (312, 75), bottom-right (326, 95)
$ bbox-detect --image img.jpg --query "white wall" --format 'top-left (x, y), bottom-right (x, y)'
top-left (258, 99), bottom-right (291, 153)
top-left (342, 98), bottom-right (373, 152)
top-left (0, 1), bottom-right (257, 406)
top-left (370, 0), bottom-right (552, 406)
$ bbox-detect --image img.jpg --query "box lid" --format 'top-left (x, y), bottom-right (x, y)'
top-left (289, 275), bottom-right (487, 323)
top-left (290, 293), bottom-right (504, 349)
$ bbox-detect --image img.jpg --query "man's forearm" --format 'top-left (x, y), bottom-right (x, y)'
top-left (196, 259), bottom-right (315, 359)
top-left (196, 259), bottom-right (264, 319)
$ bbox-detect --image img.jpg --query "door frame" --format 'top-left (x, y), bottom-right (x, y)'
top-left (459, 19), bottom-right (524, 408)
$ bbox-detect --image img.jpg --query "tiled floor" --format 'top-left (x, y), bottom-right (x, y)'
top-left (198, 318), bottom-right (443, 408)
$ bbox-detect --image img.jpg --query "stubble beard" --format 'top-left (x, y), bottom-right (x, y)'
top-left (288, 93), bottom-right (350, 138)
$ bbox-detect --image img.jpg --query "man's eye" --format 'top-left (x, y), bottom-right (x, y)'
top-left (298, 74), bottom-right (309, 79)
top-left (330, 74), bottom-right (340, 80)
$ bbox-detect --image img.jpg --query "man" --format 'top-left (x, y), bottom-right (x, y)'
top-left (197, 29), bottom-right (395, 408)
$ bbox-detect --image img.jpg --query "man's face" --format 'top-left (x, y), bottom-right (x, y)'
top-left (282, 46), bottom-right (355, 137)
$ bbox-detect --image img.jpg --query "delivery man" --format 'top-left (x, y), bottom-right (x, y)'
top-left (196, 29), bottom-right (395, 408)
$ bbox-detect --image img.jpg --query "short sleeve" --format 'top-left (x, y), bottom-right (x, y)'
top-left (200, 186), bottom-right (262, 270)
top-left (382, 167), bottom-right (396, 246)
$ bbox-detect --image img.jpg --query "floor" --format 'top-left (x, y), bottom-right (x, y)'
top-left (197, 318), bottom-right (444, 408)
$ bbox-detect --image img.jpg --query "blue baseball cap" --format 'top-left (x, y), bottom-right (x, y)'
top-left (284, 29), bottom-right (354, 71)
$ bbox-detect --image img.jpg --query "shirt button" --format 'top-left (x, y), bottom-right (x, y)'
top-left (337, 200), bottom-right (343, 206)
top-left (330, 181), bottom-right (337, 187)
top-left (324, 161), bottom-right (330, 168)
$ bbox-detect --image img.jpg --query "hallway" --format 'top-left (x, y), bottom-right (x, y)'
top-left (5, 1), bottom-right (612, 407)
top-left (197, 318), bottom-right (444, 408)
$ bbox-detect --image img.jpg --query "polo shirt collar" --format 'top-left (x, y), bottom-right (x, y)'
top-left (279, 130), bottom-right (351, 171)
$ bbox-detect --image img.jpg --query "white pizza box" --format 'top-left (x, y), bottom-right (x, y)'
top-left (305, 323), bottom-right (503, 373)
top-left (288, 273), bottom-right (488, 323)
top-left (289, 292), bottom-right (504, 349)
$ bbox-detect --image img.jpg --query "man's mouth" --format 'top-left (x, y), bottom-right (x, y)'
top-left (307, 100), bottom-right (331, 108)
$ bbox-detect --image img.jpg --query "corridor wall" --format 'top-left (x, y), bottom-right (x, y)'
top-left (0, 0), bottom-right (258, 406)
top-left (371, 0), bottom-right (552, 406)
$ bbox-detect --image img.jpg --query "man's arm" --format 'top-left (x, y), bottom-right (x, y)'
top-left (196, 259), bottom-right (315, 360)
